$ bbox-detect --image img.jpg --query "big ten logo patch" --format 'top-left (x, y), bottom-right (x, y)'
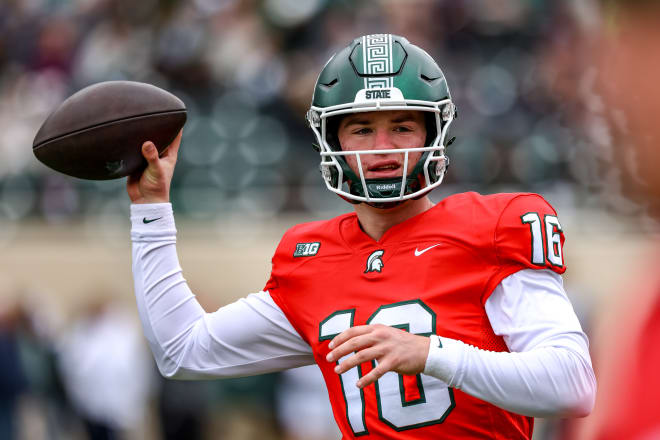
top-left (294, 242), bottom-right (321, 257)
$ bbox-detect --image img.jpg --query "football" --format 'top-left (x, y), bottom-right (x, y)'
top-left (32, 81), bottom-right (186, 180)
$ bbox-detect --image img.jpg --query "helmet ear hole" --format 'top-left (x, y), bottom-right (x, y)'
top-left (325, 116), bottom-right (342, 151)
top-left (424, 112), bottom-right (438, 146)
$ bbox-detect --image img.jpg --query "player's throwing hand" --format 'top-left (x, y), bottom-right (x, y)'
top-left (326, 324), bottom-right (430, 389)
top-left (127, 129), bottom-right (182, 204)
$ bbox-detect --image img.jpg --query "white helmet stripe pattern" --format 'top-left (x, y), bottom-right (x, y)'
top-left (362, 34), bottom-right (394, 89)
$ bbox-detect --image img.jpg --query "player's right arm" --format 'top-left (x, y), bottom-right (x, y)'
top-left (127, 136), bottom-right (314, 378)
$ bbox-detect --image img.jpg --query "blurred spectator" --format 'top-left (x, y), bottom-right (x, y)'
top-left (546, 0), bottom-right (660, 439)
top-left (0, 299), bottom-right (29, 440)
top-left (156, 374), bottom-right (213, 440)
top-left (156, 338), bottom-right (283, 440)
top-left (0, 0), bottom-right (595, 223)
top-left (57, 296), bottom-right (155, 440)
top-left (276, 365), bottom-right (340, 440)
top-left (583, 2), bottom-right (660, 438)
top-left (0, 293), bottom-right (76, 440)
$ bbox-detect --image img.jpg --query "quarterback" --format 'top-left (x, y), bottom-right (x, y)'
top-left (127, 35), bottom-right (595, 439)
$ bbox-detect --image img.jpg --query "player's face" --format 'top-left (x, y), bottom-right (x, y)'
top-left (337, 110), bottom-right (427, 179)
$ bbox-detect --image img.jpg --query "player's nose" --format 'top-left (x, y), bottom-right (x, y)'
top-left (373, 128), bottom-right (396, 150)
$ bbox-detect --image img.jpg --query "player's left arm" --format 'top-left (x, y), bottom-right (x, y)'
top-left (424, 268), bottom-right (596, 418)
top-left (326, 268), bottom-right (596, 418)
top-left (446, 194), bottom-right (595, 417)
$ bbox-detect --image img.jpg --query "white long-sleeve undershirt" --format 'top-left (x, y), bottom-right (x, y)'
top-left (130, 203), bottom-right (595, 417)
top-left (131, 203), bottom-right (313, 379)
top-left (423, 269), bottom-right (596, 417)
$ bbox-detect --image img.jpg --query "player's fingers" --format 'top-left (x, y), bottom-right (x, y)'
top-left (327, 334), bottom-right (376, 362)
top-left (126, 174), bottom-right (139, 199)
top-left (334, 347), bottom-right (381, 374)
top-left (126, 172), bottom-right (138, 187)
top-left (160, 129), bottom-right (183, 162)
top-left (142, 141), bottom-right (160, 165)
top-left (356, 362), bottom-right (390, 389)
top-left (329, 325), bottom-right (374, 349)
top-left (167, 129), bottom-right (183, 156)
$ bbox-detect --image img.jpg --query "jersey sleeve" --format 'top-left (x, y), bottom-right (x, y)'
top-left (261, 217), bottom-right (348, 346)
top-left (261, 222), bottom-right (324, 344)
top-left (483, 194), bottom-right (566, 304)
top-left (262, 226), bottom-right (307, 343)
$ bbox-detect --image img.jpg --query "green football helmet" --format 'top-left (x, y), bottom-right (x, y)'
top-left (306, 34), bottom-right (456, 206)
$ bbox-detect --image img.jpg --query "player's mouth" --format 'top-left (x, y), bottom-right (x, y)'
top-left (366, 160), bottom-right (403, 178)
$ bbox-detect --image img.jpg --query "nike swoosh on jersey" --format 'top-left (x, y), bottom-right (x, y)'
top-left (414, 243), bottom-right (441, 256)
top-left (142, 217), bottom-right (163, 224)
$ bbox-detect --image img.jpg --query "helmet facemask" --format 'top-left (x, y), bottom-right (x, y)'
top-left (307, 100), bottom-right (455, 207)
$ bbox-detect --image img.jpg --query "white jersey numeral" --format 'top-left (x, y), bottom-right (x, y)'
top-left (320, 300), bottom-right (454, 434)
top-left (366, 300), bottom-right (454, 430)
top-left (544, 215), bottom-right (563, 267)
top-left (521, 212), bottom-right (544, 264)
top-left (319, 310), bottom-right (367, 436)
top-left (521, 212), bottom-right (564, 267)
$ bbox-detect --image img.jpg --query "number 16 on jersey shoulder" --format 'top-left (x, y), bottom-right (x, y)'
top-left (521, 212), bottom-right (563, 267)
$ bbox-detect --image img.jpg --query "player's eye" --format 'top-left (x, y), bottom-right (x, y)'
top-left (352, 127), bottom-right (373, 135)
top-left (393, 125), bottom-right (414, 133)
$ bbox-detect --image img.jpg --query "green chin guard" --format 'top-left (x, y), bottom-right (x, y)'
top-left (327, 150), bottom-right (440, 208)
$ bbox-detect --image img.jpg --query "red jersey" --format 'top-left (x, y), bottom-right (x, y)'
top-left (265, 192), bottom-right (566, 439)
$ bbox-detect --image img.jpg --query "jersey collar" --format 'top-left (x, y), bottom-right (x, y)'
top-left (339, 202), bottom-right (441, 250)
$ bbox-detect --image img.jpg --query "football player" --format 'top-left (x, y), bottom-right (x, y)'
top-left (127, 34), bottom-right (595, 439)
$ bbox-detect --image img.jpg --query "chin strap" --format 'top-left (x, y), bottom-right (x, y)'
top-left (365, 200), bottom-right (407, 209)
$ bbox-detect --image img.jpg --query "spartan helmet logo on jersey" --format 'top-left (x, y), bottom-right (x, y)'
top-left (364, 250), bottom-right (385, 273)
top-left (306, 34), bottom-right (457, 208)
